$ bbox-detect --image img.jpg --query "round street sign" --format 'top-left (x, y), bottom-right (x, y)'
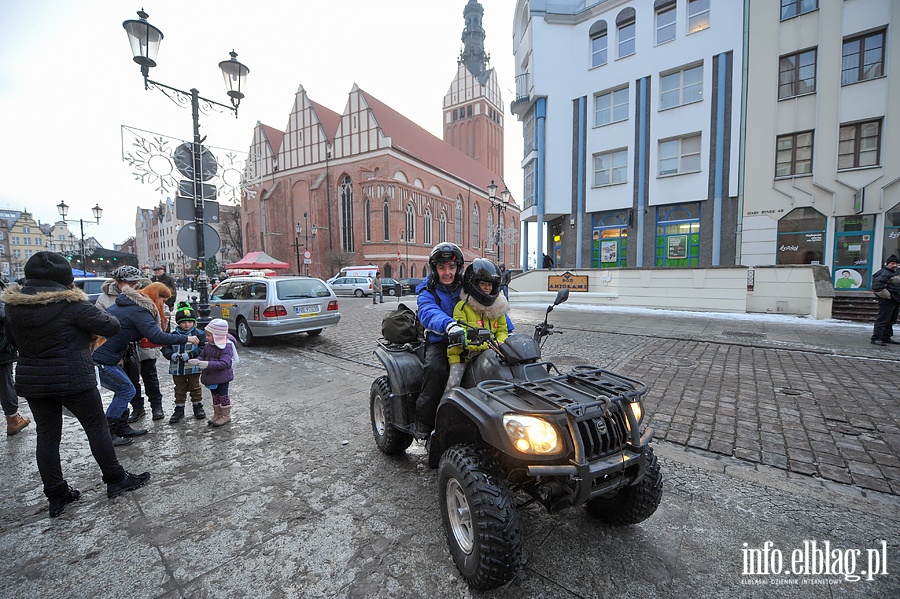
top-left (304, 251), bottom-right (311, 259)
top-left (396, 251), bottom-right (401, 262)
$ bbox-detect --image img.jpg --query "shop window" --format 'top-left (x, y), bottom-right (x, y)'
top-left (592, 211), bottom-right (629, 268)
top-left (776, 207), bottom-right (825, 265)
top-left (655, 203), bottom-right (700, 267)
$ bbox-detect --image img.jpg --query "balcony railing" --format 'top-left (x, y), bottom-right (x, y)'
top-left (510, 72), bottom-right (531, 116)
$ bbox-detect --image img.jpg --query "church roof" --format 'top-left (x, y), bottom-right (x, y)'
top-left (359, 89), bottom-right (508, 193)
top-left (310, 100), bottom-right (341, 144)
top-left (260, 124), bottom-right (284, 156)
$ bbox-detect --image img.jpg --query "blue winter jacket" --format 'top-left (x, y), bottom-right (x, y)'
top-left (92, 286), bottom-right (190, 366)
top-left (161, 325), bottom-right (207, 375)
top-left (416, 276), bottom-right (514, 344)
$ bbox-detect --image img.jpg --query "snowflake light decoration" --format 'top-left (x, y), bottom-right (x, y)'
top-left (122, 130), bottom-right (179, 194)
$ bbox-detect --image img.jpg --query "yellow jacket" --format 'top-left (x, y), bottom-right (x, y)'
top-left (448, 292), bottom-right (510, 365)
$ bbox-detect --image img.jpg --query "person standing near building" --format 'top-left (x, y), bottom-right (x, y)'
top-left (0, 278), bottom-right (30, 436)
top-left (2, 251), bottom-right (151, 517)
top-left (499, 263), bottom-right (511, 299)
top-left (871, 255), bottom-right (900, 346)
top-left (151, 265), bottom-right (178, 312)
top-left (372, 271), bottom-right (384, 304)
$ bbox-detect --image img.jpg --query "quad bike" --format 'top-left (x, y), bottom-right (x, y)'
top-left (370, 289), bottom-right (662, 590)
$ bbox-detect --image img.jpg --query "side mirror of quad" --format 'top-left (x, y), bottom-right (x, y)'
top-left (553, 288), bottom-right (569, 306)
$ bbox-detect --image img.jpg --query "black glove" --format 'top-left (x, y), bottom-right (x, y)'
top-left (447, 323), bottom-right (466, 346)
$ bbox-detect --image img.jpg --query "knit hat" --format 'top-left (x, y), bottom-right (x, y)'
top-left (886, 254), bottom-right (900, 265)
top-left (174, 301), bottom-right (197, 324)
top-left (24, 251), bottom-right (74, 286)
top-left (111, 265), bottom-right (143, 282)
top-left (205, 318), bottom-right (229, 349)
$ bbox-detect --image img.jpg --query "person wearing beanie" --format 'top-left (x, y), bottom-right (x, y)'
top-left (92, 270), bottom-right (200, 445)
top-left (0, 278), bottom-right (30, 436)
top-left (870, 254), bottom-right (900, 346)
top-left (160, 301), bottom-right (208, 424)
top-left (1, 251), bottom-right (151, 517)
top-left (187, 318), bottom-right (236, 427)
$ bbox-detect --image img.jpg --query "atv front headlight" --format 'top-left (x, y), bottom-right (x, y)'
top-left (503, 415), bottom-right (561, 455)
top-left (623, 400), bottom-right (643, 431)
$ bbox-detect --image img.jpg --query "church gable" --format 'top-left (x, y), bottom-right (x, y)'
top-left (280, 85), bottom-right (336, 171)
top-left (331, 84), bottom-right (392, 160)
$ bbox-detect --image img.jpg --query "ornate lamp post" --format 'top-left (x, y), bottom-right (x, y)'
top-left (487, 180), bottom-right (510, 261)
top-left (56, 201), bottom-right (102, 275)
top-left (122, 9), bottom-right (249, 326)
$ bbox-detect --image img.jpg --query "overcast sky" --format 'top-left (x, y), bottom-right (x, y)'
top-left (0, 0), bottom-right (524, 250)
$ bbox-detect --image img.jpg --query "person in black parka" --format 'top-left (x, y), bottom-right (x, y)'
top-left (1, 252), bottom-right (151, 517)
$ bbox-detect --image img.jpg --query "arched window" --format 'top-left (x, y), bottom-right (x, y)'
top-left (777, 207), bottom-right (826, 266)
top-left (487, 211), bottom-right (494, 250)
top-left (439, 211), bottom-right (447, 243)
top-left (406, 203), bottom-right (416, 243)
top-left (424, 208), bottom-right (433, 245)
top-left (616, 8), bottom-right (636, 58)
top-left (455, 199), bottom-right (464, 245)
top-left (364, 199), bottom-right (371, 242)
top-left (589, 20), bottom-right (608, 68)
top-left (473, 204), bottom-right (480, 249)
top-left (339, 175), bottom-right (354, 252)
top-left (383, 200), bottom-right (390, 241)
top-left (592, 211), bottom-right (629, 268)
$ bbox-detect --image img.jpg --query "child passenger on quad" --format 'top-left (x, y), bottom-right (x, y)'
top-left (444, 258), bottom-right (510, 391)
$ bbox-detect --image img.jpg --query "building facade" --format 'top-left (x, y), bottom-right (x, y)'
top-left (511, 0), bottom-right (742, 271)
top-left (742, 0), bottom-right (899, 291)
top-left (242, 2), bottom-right (519, 280)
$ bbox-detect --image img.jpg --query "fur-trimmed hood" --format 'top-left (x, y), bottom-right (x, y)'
top-left (115, 284), bottom-right (158, 315)
top-left (0, 282), bottom-right (88, 306)
top-left (459, 290), bottom-right (509, 320)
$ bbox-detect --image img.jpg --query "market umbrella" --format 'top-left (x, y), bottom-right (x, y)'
top-left (225, 251), bottom-right (290, 270)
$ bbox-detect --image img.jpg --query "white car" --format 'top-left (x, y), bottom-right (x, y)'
top-left (328, 276), bottom-right (373, 297)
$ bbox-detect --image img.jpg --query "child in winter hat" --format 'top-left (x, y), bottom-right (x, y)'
top-left (161, 302), bottom-right (207, 424)
top-left (188, 318), bottom-right (236, 427)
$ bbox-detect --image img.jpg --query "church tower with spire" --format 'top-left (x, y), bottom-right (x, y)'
top-left (443, 0), bottom-right (504, 178)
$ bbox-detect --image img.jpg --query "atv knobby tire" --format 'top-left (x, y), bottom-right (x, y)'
top-left (370, 376), bottom-right (413, 454)
top-left (585, 446), bottom-right (663, 525)
top-left (438, 444), bottom-right (522, 590)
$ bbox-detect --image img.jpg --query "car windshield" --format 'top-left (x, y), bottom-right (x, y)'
top-left (277, 279), bottom-right (332, 298)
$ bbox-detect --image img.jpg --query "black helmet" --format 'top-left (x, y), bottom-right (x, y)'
top-left (463, 258), bottom-right (501, 306)
top-left (428, 242), bottom-right (464, 292)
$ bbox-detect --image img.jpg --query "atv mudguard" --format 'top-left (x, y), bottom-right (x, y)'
top-left (373, 343), bottom-right (424, 397)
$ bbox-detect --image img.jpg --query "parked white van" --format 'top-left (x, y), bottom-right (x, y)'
top-left (327, 265), bottom-right (378, 283)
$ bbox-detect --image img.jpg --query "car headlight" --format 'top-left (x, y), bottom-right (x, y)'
top-left (503, 415), bottom-right (561, 455)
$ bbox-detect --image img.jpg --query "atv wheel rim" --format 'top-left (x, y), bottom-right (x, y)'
top-left (373, 398), bottom-right (386, 436)
top-left (445, 478), bottom-right (474, 554)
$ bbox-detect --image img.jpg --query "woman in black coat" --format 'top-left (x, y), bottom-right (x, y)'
top-left (1, 252), bottom-right (152, 517)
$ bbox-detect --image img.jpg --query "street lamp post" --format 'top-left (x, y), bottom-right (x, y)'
top-left (303, 212), bottom-right (310, 276)
top-left (399, 229), bottom-right (410, 277)
top-left (56, 201), bottom-right (103, 275)
top-left (122, 9), bottom-right (249, 327)
top-left (292, 223), bottom-right (303, 276)
top-left (487, 180), bottom-right (510, 261)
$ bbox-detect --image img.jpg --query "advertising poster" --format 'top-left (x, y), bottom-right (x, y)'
top-left (668, 235), bottom-right (687, 259)
top-left (601, 240), bottom-right (617, 263)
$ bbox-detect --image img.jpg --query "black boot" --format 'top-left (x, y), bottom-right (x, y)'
top-left (169, 405), bottom-right (185, 424)
top-left (117, 415), bottom-right (148, 437)
top-left (107, 471), bottom-right (151, 499)
top-left (107, 417), bottom-right (133, 447)
top-left (192, 402), bottom-right (207, 420)
top-left (48, 485), bottom-right (81, 518)
top-left (151, 407), bottom-right (165, 420)
top-left (127, 407), bottom-right (146, 423)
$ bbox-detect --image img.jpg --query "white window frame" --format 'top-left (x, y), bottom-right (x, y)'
top-left (688, 0), bottom-right (710, 34)
top-left (659, 134), bottom-right (702, 176)
top-left (618, 21), bottom-right (635, 58)
top-left (660, 64), bottom-right (703, 110)
top-left (656, 6), bottom-right (676, 45)
top-left (591, 32), bottom-right (608, 68)
top-left (594, 87), bottom-right (629, 127)
top-left (593, 148), bottom-right (629, 187)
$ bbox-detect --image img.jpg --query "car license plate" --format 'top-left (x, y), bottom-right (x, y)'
top-left (295, 305), bottom-right (319, 316)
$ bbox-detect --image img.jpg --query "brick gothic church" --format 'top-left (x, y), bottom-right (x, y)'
top-left (241, 0), bottom-right (519, 281)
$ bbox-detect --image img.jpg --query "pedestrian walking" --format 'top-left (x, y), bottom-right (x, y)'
top-left (499, 263), bottom-right (511, 300)
top-left (93, 267), bottom-right (200, 445)
top-left (161, 301), bottom-right (208, 424)
top-left (372, 271), bottom-right (384, 304)
top-left (871, 254), bottom-right (900, 346)
top-left (1, 251), bottom-right (150, 517)
top-left (151, 264), bottom-right (178, 311)
top-left (188, 318), bottom-right (236, 427)
top-left (0, 278), bottom-right (30, 436)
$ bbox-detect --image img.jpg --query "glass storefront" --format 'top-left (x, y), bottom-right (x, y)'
top-left (832, 215), bottom-right (874, 290)
top-left (591, 211), bottom-right (629, 268)
top-left (655, 203), bottom-right (700, 267)
top-left (776, 207), bottom-right (826, 265)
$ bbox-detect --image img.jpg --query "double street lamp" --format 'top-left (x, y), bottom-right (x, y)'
top-left (56, 201), bottom-right (103, 275)
top-left (291, 213), bottom-right (312, 276)
top-left (122, 9), bottom-right (249, 326)
top-left (399, 229), bottom-right (411, 277)
top-left (487, 180), bottom-right (510, 260)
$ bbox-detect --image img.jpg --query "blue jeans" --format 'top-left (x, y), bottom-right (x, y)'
top-left (373, 292), bottom-right (383, 303)
top-left (97, 364), bottom-right (135, 419)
